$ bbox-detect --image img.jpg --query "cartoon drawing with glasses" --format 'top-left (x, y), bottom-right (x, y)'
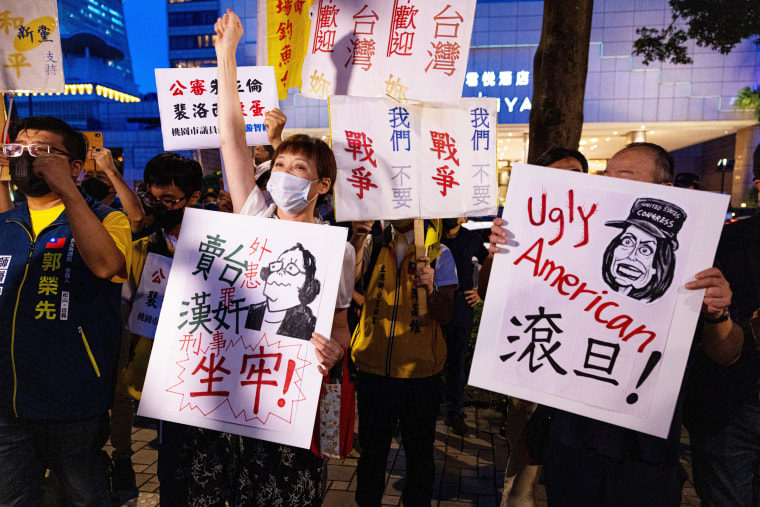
top-left (245, 243), bottom-right (321, 340)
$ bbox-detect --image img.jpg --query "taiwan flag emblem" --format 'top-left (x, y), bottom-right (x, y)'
top-left (46, 237), bottom-right (66, 249)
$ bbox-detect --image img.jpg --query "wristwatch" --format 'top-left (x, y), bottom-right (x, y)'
top-left (703, 307), bottom-right (729, 324)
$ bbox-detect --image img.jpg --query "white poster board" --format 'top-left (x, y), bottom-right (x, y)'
top-left (330, 95), bottom-right (498, 221)
top-left (469, 164), bottom-right (729, 438)
top-left (0, 0), bottom-right (64, 92)
top-left (301, 0), bottom-right (476, 102)
top-left (138, 208), bottom-right (348, 449)
top-left (126, 253), bottom-right (173, 339)
top-left (155, 67), bottom-right (278, 151)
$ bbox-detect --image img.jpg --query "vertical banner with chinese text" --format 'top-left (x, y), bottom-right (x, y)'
top-left (301, 0), bottom-right (476, 102)
top-left (155, 67), bottom-right (278, 151)
top-left (330, 95), bottom-right (497, 221)
top-left (259, 0), bottom-right (312, 100)
top-left (138, 209), bottom-right (348, 448)
top-left (469, 165), bottom-right (729, 438)
top-left (0, 0), bottom-right (64, 92)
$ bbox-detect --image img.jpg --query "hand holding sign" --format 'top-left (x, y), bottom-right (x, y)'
top-left (684, 266), bottom-right (732, 317)
top-left (310, 332), bottom-right (344, 376)
top-left (489, 216), bottom-right (509, 254)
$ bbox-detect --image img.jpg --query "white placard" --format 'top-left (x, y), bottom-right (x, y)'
top-left (126, 253), bottom-right (173, 339)
top-left (138, 208), bottom-right (348, 449)
top-left (155, 67), bottom-right (278, 151)
top-left (301, 0), bottom-right (476, 102)
top-left (469, 164), bottom-right (729, 438)
top-left (0, 0), bottom-right (64, 92)
top-left (330, 95), bottom-right (498, 221)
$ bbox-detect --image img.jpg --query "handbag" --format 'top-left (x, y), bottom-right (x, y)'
top-left (311, 348), bottom-right (355, 459)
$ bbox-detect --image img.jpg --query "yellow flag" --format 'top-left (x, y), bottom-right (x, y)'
top-left (424, 219), bottom-right (442, 262)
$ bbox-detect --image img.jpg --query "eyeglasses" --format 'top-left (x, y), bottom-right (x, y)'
top-left (268, 260), bottom-right (305, 276)
top-left (140, 192), bottom-right (189, 210)
top-left (3, 143), bottom-right (73, 158)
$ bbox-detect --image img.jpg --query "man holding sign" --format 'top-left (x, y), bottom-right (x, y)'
top-left (484, 142), bottom-right (743, 505)
top-left (351, 219), bottom-right (457, 507)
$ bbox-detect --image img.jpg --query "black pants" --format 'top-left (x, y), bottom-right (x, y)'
top-left (543, 438), bottom-right (686, 507)
top-left (355, 372), bottom-right (441, 507)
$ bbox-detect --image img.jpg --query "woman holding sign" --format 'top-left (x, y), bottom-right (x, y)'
top-left (174, 9), bottom-right (354, 506)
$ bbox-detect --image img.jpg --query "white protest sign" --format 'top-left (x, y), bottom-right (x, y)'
top-left (0, 1), bottom-right (64, 92)
top-left (155, 67), bottom-right (278, 151)
top-left (330, 95), bottom-right (498, 221)
top-left (469, 164), bottom-right (729, 438)
top-left (301, 0), bottom-right (476, 102)
top-left (126, 253), bottom-right (173, 339)
top-left (138, 208), bottom-right (348, 449)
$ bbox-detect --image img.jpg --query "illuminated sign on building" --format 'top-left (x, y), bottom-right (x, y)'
top-left (462, 46), bottom-right (536, 124)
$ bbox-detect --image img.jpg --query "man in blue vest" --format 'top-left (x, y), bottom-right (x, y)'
top-left (0, 115), bottom-right (131, 505)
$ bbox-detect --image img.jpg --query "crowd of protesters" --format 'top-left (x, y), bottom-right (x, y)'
top-left (1, 8), bottom-right (758, 507)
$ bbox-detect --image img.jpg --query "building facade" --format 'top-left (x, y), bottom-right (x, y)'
top-left (12, 0), bottom-right (760, 206)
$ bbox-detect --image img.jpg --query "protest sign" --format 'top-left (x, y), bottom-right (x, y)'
top-left (0, 1), bottom-right (64, 92)
top-left (138, 208), bottom-right (348, 449)
top-left (301, 0), bottom-right (476, 102)
top-left (126, 253), bottom-right (173, 339)
top-left (155, 66), bottom-right (278, 151)
top-left (469, 164), bottom-right (729, 438)
top-left (330, 95), bottom-right (498, 221)
top-left (257, 0), bottom-right (311, 99)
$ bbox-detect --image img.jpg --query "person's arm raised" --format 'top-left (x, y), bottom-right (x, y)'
top-left (36, 154), bottom-right (126, 279)
top-left (90, 146), bottom-right (145, 233)
top-left (214, 9), bottom-right (258, 213)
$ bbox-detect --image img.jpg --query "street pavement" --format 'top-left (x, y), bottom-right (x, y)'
top-left (110, 405), bottom-right (701, 506)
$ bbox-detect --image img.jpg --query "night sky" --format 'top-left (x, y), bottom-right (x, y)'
top-left (122, 0), bottom-right (168, 95)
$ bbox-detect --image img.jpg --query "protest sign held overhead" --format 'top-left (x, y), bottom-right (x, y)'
top-left (330, 95), bottom-right (498, 221)
top-left (155, 66), bottom-right (278, 151)
top-left (469, 164), bottom-right (729, 438)
top-left (0, 1), bottom-right (64, 92)
top-left (138, 208), bottom-right (348, 449)
top-left (301, 0), bottom-right (476, 102)
top-left (257, 0), bottom-right (311, 99)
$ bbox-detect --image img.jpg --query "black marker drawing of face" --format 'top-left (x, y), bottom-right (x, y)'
top-left (609, 225), bottom-right (658, 290)
top-left (263, 248), bottom-right (310, 312)
top-left (602, 198), bottom-right (686, 303)
top-left (245, 243), bottom-right (320, 340)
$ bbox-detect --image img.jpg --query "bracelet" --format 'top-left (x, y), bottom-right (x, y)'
top-left (703, 307), bottom-right (729, 324)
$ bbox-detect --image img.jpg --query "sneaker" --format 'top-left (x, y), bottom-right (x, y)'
top-left (446, 411), bottom-right (467, 436)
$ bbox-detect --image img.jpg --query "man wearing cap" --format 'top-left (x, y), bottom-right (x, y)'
top-left (602, 197), bottom-right (686, 303)
top-left (487, 142), bottom-right (743, 506)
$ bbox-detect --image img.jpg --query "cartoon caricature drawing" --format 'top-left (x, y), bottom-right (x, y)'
top-left (245, 243), bottom-right (321, 340)
top-left (602, 198), bottom-right (686, 303)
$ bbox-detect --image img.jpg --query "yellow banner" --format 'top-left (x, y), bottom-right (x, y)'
top-left (425, 219), bottom-right (442, 262)
top-left (266, 0), bottom-right (312, 100)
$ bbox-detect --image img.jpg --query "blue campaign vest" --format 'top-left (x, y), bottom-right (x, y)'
top-left (0, 192), bottom-right (122, 420)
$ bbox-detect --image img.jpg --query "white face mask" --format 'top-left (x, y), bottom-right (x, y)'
top-left (267, 171), bottom-right (319, 215)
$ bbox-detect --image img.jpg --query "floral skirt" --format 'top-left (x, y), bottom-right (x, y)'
top-left (178, 426), bottom-right (327, 507)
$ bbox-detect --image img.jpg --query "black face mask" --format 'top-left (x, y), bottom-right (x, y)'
top-left (9, 152), bottom-right (52, 198)
top-left (81, 178), bottom-right (111, 201)
top-left (154, 205), bottom-right (184, 232)
top-left (442, 218), bottom-right (460, 231)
